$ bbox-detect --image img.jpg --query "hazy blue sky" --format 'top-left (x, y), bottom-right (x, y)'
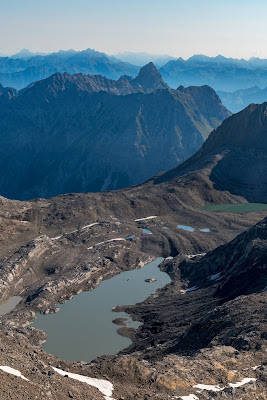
top-left (1, 0), bottom-right (267, 58)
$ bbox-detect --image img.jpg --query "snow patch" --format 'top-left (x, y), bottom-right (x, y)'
top-left (88, 238), bottom-right (126, 250)
top-left (82, 223), bottom-right (100, 230)
top-left (193, 384), bottom-right (224, 392)
top-left (229, 378), bottom-right (256, 388)
top-left (135, 216), bottom-right (157, 222)
top-left (209, 273), bottom-right (222, 281)
top-left (0, 366), bottom-right (29, 381)
top-left (186, 253), bottom-right (206, 259)
top-left (51, 235), bottom-right (62, 240)
top-left (180, 395), bottom-right (199, 400)
top-left (186, 286), bottom-right (198, 292)
top-left (52, 367), bottom-right (115, 400)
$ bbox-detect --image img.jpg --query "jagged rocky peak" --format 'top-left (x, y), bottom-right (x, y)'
top-left (118, 75), bottom-right (133, 81)
top-left (21, 72), bottom-right (73, 98)
top-left (132, 62), bottom-right (169, 91)
top-left (138, 61), bottom-right (161, 76)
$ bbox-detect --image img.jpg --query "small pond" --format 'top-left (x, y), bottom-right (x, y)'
top-left (139, 228), bottom-right (152, 234)
top-left (125, 235), bottom-right (135, 239)
top-left (177, 225), bottom-right (195, 232)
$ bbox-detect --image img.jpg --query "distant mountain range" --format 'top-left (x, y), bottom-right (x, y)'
top-left (218, 86), bottom-right (267, 113)
top-left (159, 55), bottom-right (267, 92)
top-left (113, 52), bottom-right (176, 67)
top-left (0, 48), bottom-right (140, 89)
top-left (10, 49), bottom-right (47, 59)
top-left (4, 50), bottom-right (267, 94)
top-left (0, 63), bottom-right (229, 200)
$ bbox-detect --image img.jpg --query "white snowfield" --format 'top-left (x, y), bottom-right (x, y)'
top-left (82, 222), bottom-right (100, 230)
top-left (180, 395), bottom-right (199, 400)
top-left (0, 366), bottom-right (29, 381)
top-left (229, 378), bottom-right (256, 387)
top-left (88, 238), bottom-right (126, 250)
top-left (193, 384), bottom-right (224, 392)
top-left (53, 367), bottom-right (115, 400)
top-left (51, 223), bottom-right (100, 240)
top-left (135, 216), bottom-right (157, 222)
top-left (186, 253), bottom-right (206, 259)
top-left (193, 377), bottom-right (257, 393)
top-left (51, 235), bottom-right (62, 240)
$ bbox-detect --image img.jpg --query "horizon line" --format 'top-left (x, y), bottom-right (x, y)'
top-left (1, 48), bottom-right (267, 62)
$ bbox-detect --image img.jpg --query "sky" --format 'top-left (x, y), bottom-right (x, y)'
top-left (1, 0), bottom-right (267, 59)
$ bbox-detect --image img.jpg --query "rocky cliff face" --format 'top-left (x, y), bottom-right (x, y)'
top-left (155, 102), bottom-right (267, 202)
top-left (0, 83), bottom-right (17, 103)
top-left (0, 66), bottom-right (229, 200)
top-left (178, 217), bottom-right (267, 299)
top-left (162, 217), bottom-right (267, 359)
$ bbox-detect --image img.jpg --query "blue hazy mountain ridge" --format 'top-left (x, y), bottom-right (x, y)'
top-left (0, 48), bottom-right (140, 89)
top-left (159, 54), bottom-right (267, 92)
top-left (218, 86), bottom-right (267, 113)
top-left (0, 64), bottom-right (230, 200)
top-left (113, 51), bottom-right (176, 67)
top-left (4, 50), bottom-right (267, 92)
top-left (10, 49), bottom-right (48, 59)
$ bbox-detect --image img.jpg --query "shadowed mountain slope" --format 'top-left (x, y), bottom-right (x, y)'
top-left (165, 217), bottom-right (267, 357)
top-left (0, 67), bottom-right (229, 200)
top-left (154, 102), bottom-right (267, 202)
top-left (0, 83), bottom-right (18, 103)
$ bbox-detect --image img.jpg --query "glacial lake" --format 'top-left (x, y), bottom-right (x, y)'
top-left (199, 203), bottom-right (267, 214)
top-left (32, 258), bottom-right (171, 363)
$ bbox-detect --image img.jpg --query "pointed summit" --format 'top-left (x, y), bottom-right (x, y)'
top-left (11, 49), bottom-right (46, 59)
top-left (138, 61), bottom-right (161, 75)
top-left (131, 62), bottom-right (169, 92)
